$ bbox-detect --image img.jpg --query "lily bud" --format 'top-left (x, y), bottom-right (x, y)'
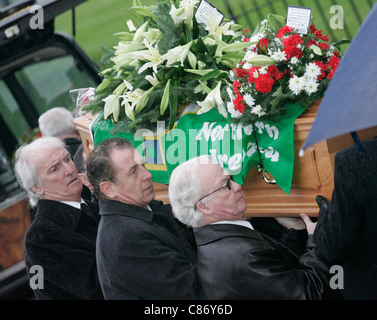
top-left (135, 87), bottom-right (154, 113)
top-left (310, 44), bottom-right (323, 56)
top-left (160, 79), bottom-right (171, 115)
top-left (187, 51), bottom-right (197, 69)
top-left (247, 54), bottom-right (275, 67)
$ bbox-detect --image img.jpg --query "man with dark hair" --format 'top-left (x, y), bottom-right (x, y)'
top-left (86, 137), bottom-right (204, 300)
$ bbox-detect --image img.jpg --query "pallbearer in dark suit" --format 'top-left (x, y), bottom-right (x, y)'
top-left (14, 137), bottom-right (103, 300)
top-left (314, 136), bottom-right (377, 300)
top-left (86, 138), bottom-right (204, 300)
top-left (169, 155), bottom-right (338, 300)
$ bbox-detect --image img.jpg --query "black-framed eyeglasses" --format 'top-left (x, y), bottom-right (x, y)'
top-left (194, 176), bottom-right (234, 210)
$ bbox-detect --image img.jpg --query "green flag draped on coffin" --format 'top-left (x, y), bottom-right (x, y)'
top-left (92, 102), bottom-right (305, 194)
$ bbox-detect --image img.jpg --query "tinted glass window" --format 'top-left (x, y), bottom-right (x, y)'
top-left (0, 80), bottom-right (30, 144)
top-left (14, 54), bottom-right (97, 114)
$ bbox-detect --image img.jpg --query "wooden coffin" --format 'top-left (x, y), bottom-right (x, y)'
top-left (74, 99), bottom-right (377, 217)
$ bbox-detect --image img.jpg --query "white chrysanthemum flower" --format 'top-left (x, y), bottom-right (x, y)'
top-left (244, 93), bottom-right (255, 107)
top-left (305, 78), bottom-right (319, 95)
top-left (305, 62), bottom-right (322, 79)
top-left (259, 66), bottom-right (268, 75)
top-left (290, 57), bottom-right (299, 65)
top-left (270, 48), bottom-right (287, 62)
top-left (226, 86), bottom-right (234, 99)
top-left (273, 38), bottom-right (283, 47)
top-left (227, 101), bottom-right (242, 118)
top-left (243, 62), bottom-right (252, 69)
top-left (251, 104), bottom-right (266, 117)
top-left (289, 75), bottom-right (305, 95)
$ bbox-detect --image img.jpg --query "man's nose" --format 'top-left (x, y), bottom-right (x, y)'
top-left (142, 165), bottom-right (152, 180)
top-left (63, 161), bottom-right (75, 174)
top-left (231, 180), bottom-right (242, 192)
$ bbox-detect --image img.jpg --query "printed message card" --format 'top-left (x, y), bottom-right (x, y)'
top-left (286, 5), bottom-right (312, 34)
top-left (195, 0), bottom-right (225, 29)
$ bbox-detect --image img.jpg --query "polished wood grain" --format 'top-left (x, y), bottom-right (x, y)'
top-left (0, 197), bottom-right (30, 270)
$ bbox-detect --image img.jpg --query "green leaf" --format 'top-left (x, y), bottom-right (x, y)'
top-left (185, 23), bottom-right (193, 43)
top-left (154, 3), bottom-right (180, 53)
top-left (129, 6), bottom-right (157, 18)
top-left (184, 69), bottom-right (214, 76)
top-left (194, 37), bottom-right (207, 54)
top-left (267, 14), bottom-right (286, 31)
top-left (168, 81), bottom-right (179, 130)
top-left (200, 69), bottom-right (221, 82)
top-left (270, 86), bottom-right (283, 110)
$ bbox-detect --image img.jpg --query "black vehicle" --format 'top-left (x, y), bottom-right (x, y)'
top-left (0, 0), bottom-right (101, 299)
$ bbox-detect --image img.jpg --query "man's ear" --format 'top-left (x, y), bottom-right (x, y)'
top-left (196, 201), bottom-right (213, 216)
top-left (31, 185), bottom-right (44, 195)
top-left (78, 173), bottom-right (93, 191)
top-left (99, 181), bottom-right (116, 199)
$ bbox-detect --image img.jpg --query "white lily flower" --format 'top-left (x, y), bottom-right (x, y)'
top-left (170, 0), bottom-right (198, 29)
top-left (126, 89), bottom-right (145, 109)
top-left (143, 28), bottom-right (162, 45)
top-left (132, 21), bottom-right (149, 44)
top-left (127, 19), bottom-right (136, 32)
top-left (111, 42), bottom-right (146, 70)
top-left (145, 72), bottom-right (160, 86)
top-left (197, 81), bottom-right (227, 117)
top-left (135, 38), bottom-right (164, 74)
top-left (102, 82), bottom-right (127, 121)
top-left (206, 12), bottom-right (236, 38)
top-left (121, 99), bottom-right (136, 121)
top-left (103, 94), bottom-right (120, 120)
top-left (113, 42), bottom-right (145, 54)
top-left (162, 41), bottom-right (193, 66)
top-left (170, 4), bottom-right (185, 27)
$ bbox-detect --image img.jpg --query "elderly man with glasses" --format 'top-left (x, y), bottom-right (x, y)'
top-left (169, 155), bottom-right (340, 300)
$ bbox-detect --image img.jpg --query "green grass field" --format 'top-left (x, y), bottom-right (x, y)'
top-left (55, 0), bottom-right (375, 65)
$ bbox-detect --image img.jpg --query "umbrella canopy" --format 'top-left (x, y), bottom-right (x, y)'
top-left (301, 2), bottom-right (377, 153)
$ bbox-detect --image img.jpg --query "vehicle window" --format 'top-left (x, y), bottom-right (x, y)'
top-left (0, 80), bottom-right (30, 144)
top-left (0, 0), bottom-right (20, 8)
top-left (14, 54), bottom-right (98, 114)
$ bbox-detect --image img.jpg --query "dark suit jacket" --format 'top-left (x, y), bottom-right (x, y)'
top-left (24, 199), bottom-right (103, 300)
top-left (314, 136), bottom-right (377, 299)
top-left (194, 223), bottom-right (334, 300)
top-left (96, 199), bottom-right (204, 300)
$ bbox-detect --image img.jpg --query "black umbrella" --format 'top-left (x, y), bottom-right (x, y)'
top-left (301, 2), bottom-right (377, 153)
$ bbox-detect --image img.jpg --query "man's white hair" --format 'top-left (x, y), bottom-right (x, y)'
top-left (14, 137), bottom-right (67, 207)
top-left (38, 107), bottom-right (77, 137)
top-left (168, 155), bottom-right (216, 228)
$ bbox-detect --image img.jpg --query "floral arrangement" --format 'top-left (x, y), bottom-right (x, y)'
top-left (88, 0), bottom-right (252, 132)
top-left (226, 19), bottom-right (343, 124)
top-left (87, 0), bottom-right (345, 132)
